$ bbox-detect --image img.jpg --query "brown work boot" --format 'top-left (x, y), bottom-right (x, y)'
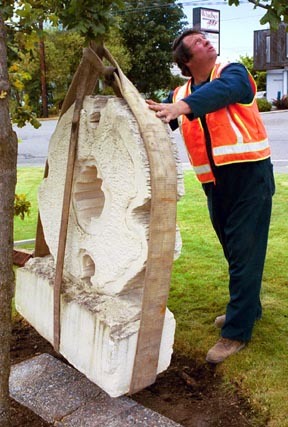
top-left (206, 338), bottom-right (246, 364)
top-left (214, 314), bottom-right (226, 328)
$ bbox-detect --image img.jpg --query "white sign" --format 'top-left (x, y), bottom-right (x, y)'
top-left (204, 32), bottom-right (220, 55)
top-left (200, 9), bottom-right (220, 32)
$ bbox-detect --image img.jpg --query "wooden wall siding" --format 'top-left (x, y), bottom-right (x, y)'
top-left (254, 29), bottom-right (270, 70)
top-left (254, 24), bottom-right (288, 71)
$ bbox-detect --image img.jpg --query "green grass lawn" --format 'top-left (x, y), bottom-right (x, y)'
top-left (15, 167), bottom-right (288, 426)
top-left (14, 167), bottom-right (45, 245)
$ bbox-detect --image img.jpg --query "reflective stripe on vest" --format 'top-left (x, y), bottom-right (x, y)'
top-left (173, 81), bottom-right (191, 129)
top-left (174, 82), bottom-right (215, 183)
top-left (213, 139), bottom-right (270, 157)
top-left (193, 164), bottom-right (212, 174)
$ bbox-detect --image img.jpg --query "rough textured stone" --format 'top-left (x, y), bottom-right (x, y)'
top-left (16, 257), bottom-right (176, 397)
top-left (15, 95), bottom-right (184, 397)
top-left (56, 402), bottom-right (183, 427)
top-left (38, 96), bottom-right (184, 296)
top-left (10, 354), bottom-right (182, 427)
top-left (9, 354), bottom-right (102, 422)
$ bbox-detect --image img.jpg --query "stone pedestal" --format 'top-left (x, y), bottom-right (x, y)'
top-left (16, 256), bottom-right (175, 397)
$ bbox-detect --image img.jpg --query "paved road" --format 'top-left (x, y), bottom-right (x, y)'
top-left (15, 111), bottom-right (288, 173)
top-left (261, 110), bottom-right (288, 174)
top-left (16, 119), bottom-right (54, 167)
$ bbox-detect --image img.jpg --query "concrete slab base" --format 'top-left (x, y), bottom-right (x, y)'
top-left (9, 353), bottom-right (182, 427)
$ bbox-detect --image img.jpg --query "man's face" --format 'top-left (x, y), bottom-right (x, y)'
top-left (183, 34), bottom-right (217, 65)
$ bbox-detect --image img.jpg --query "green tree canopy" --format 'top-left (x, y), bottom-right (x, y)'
top-left (8, 26), bottom-right (132, 117)
top-left (2, 0), bottom-right (125, 41)
top-left (227, 0), bottom-right (288, 30)
top-left (238, 54), bottom-right (266, 91)
top-left (118, 0), bottom-right (187, 97)
top-left (2, 0), bottom-right (128, 121)
top-left (2, 0), bottom-right (288, 123)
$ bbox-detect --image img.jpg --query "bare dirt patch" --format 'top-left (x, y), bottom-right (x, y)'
top-left (10, 317), bottom-right (265, 426)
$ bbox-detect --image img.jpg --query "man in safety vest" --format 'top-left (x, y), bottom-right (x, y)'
top-left (147, 28), bottom-right (275, 364)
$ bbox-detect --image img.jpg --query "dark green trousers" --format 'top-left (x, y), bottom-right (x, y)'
top-left (203, 158), bottom-right (275, 342)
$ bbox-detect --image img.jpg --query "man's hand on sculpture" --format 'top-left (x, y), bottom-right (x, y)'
top-left (146, 99), bottom-right (191, 123)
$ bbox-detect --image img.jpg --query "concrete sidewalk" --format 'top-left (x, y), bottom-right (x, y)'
top-left (9, 353), bottom-right (183, 426)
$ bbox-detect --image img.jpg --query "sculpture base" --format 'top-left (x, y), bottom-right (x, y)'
top-left (15, 256), bottom-right (176, 397)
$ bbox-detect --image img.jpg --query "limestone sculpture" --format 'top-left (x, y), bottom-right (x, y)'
top-left (16, 88), bottom-right (184, 398)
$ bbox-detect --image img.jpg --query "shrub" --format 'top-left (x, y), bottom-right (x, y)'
top-left (257, 97), bottom-right (272, 112)
top-left (272, 95), bottom-right (288, 110)
top-left (14, 194), bottom-right (31, 220)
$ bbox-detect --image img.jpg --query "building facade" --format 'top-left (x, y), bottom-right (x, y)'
top-left (254, 23), bottom-right (288, 102)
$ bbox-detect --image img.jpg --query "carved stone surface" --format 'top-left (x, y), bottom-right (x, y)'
top-left (38, 95), bottom-right (183, 296)
top-left (15, 95), bottom-right (184, 397)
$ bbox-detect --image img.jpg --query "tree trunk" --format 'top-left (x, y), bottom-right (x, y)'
top-left (39, 20), bottom-right (48, 118)
top-left (0, 13), bottom-right (18, 427)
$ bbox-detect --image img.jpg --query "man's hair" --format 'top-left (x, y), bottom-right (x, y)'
top-left (172, 29), bottom-right (204, 77)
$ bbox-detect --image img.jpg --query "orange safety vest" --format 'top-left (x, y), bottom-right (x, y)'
top-left (173, 63), bottom-right (271, 183)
